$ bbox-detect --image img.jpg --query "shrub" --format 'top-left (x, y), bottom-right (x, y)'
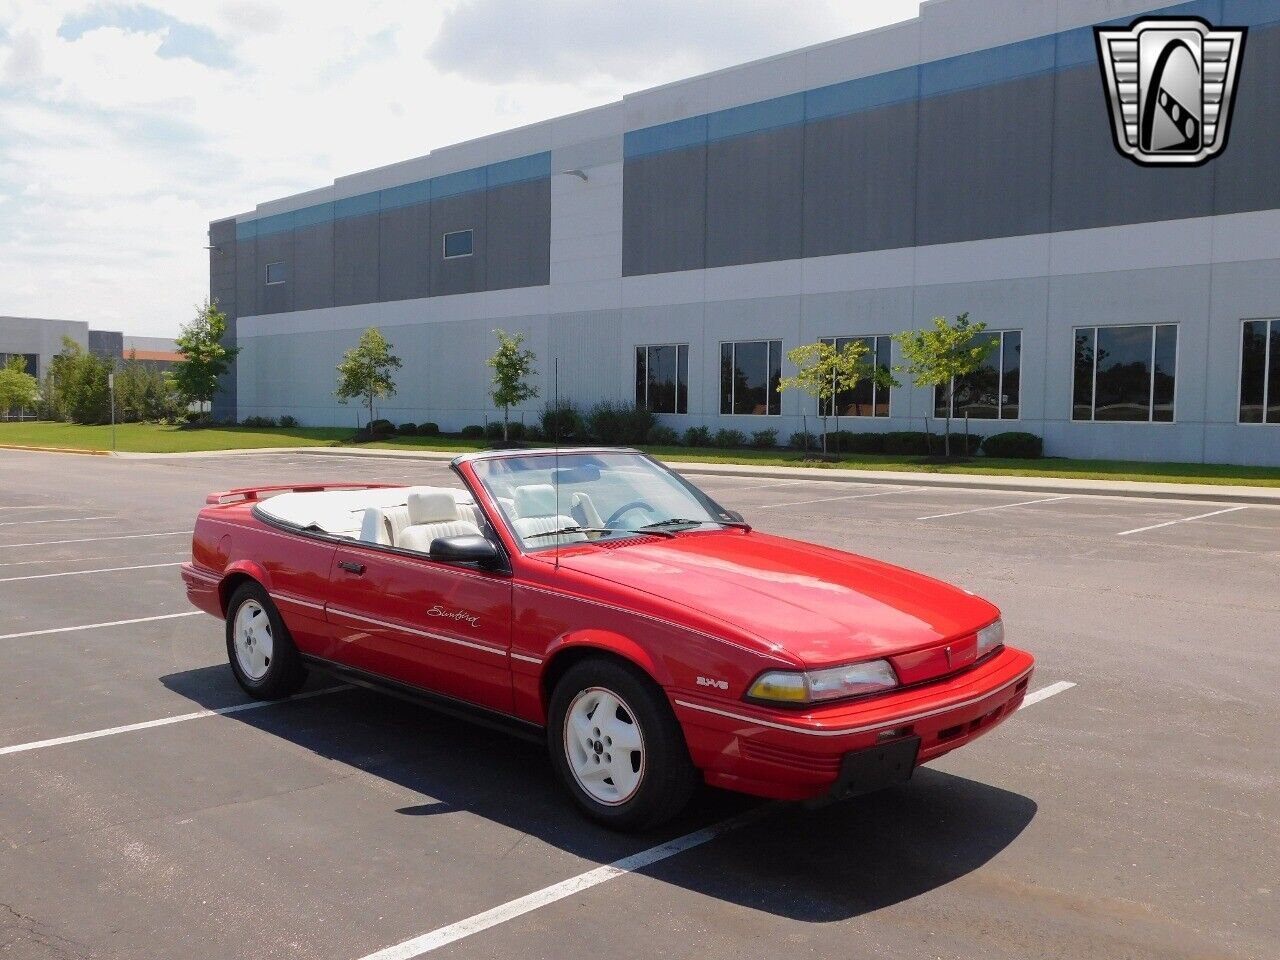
top-left (507, 421), bottom-right (526, 441)
top-left (789, 431), bottom-right (819, 451)
top-left (540, 400), bottom-right (582, 440)
top-left (683, 426), bottom-right (713, 447)
top-left (418, 422), bottom-right (439, 435)
top-left (397, 422), bottom-right (418, 435)
top-left (484, 420), bottom-right (504, 439)
top-left (846, 431), bottom-right (887, 454)
top-left (585, 401), bottom-right (655, 445)
top-left (524, 423), bottom-right (545, 442)
top-left (713, 428), bottom-right (746, 449)
top-left (645, 425), bottom-right (680, 446)
top-left (278, 415), bottom-right (299, 428)
top-left (982, 431), bottom-right (1043, 459)
top-left (941, 432), bottom-right (984, 456)
top-left (882, 431), bottom-right (932, 455)
top-left (460, 424), bottom-right (485, 439)
top-left (369, 418), bottom-right (395, 435)
top-left (240, 415), bottom-right (277, 428)
top-left (751, 428), bottom-right (778, 449)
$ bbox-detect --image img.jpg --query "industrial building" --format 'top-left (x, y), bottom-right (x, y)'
top-left (209, 0), bottom-right (1280, 465)
top-left (0, 316), bottom-right (182, 381)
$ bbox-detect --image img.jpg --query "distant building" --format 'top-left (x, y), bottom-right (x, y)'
top-left (0, 316), bottom-right (181, 379)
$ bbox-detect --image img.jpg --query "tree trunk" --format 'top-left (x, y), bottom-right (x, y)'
top-left (503, 405), bottom-right (510, 441)
top-left (368, 392), bottom-right (374, 430)
top-left (944, 381), bottom-right (953, 457)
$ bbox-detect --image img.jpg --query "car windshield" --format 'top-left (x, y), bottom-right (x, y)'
top-left (469, 451), bottom-right (740, 551)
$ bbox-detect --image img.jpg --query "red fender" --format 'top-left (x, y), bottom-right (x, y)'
top-left (217, 559), bottom-right (272, 612)
top-left (541, 628), bottom-right (674, 688)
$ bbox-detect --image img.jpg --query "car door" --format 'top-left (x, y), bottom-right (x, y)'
top-left (324, 541), bottom-right (515, 715)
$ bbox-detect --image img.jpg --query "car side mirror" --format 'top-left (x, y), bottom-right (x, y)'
top-left (430, 535), bottom-right (501, 569)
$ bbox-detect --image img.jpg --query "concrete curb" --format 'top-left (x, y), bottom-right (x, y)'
top-left (287, 446), bottom-right (1280, 506)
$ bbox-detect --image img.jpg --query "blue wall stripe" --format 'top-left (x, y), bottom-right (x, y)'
top-left (238, 151), bottom-right (551, 239)
top-left (623, 0), bottom-right (1258, 160)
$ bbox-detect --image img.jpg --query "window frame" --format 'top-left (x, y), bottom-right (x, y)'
top-left (719, 339), bottom-right (783, 417)
top-left (818, 334), bottom-right (893, 418)
top-left (1238, 317), bottom-right (1278, 426)
top-left (933, 329), bottom-right (1022, 422)
top-left (264, 261), bottom-right (286, 285)
top-left (1071, 322), bottom-right (1179, 424)
top-left (442, 229), bottom-right (475, 260)
top-left (635, 343), bottom-right (690, 415)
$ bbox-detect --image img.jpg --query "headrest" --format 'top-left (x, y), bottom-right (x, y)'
top-left (513, 484), bottom-right (559, 519)
top-left (407, 490), bottom-right (459, 525)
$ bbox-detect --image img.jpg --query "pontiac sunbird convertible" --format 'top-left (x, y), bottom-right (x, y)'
top-left (182, 448), bottom-right (1033, 829)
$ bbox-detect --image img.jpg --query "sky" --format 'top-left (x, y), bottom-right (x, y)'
top-left (0, 1), bottom-right (923, 338)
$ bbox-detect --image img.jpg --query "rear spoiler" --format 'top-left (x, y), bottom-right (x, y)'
top-left (204, 482), bottom-right (402, 505)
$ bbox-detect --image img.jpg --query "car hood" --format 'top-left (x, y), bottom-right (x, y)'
top-left (556, 531), bottom-right (999, 668)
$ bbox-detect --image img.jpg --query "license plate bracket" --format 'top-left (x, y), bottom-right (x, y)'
top-left (831, 735), bottom-right (921, 800)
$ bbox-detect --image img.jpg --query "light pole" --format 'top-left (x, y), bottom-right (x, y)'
top-left (108, 372), bottom-right (116, 451)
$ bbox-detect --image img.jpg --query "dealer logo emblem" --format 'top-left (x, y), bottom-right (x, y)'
top-left (1095, 17), bottom-right (1246, 166)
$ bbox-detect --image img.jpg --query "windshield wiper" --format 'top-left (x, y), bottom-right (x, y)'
top-left (523, 525), bottom-right (674, 541)
top-left (640, 517), bottom-right (752, 532)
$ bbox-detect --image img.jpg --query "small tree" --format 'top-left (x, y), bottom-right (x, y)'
top-left (46, 337), bottom-right (112, 423)
top-left (335, 327), bottom-right (402, 428)
top-left (486, 329), bottom-right (538, 441)
top-left (893, 313), bottom-right (998, 456)
top-left (0, 356), bottom-right (40, 419)
top-left (777, 340), bottom-right (891, 453)
top-left (172, 299), bottom-right (239, 414)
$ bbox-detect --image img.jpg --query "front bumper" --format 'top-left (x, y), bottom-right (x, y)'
top-left (672, 645), bottom-right (1034, 801)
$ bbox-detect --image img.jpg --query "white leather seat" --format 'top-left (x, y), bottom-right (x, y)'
top-left (511, 484), bottom-right (587, 544)
top-left (398, 490), bottom-right (483, 554)
top-left (358, 504), bottom-right (414, 546)
top-left (569, 491), bottom-right (603, 529)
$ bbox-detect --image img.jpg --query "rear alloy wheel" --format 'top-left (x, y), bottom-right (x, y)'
top-left (225, 582), bottom-right (306, 700)
top-left (549, 658), bottom-right (698, 830)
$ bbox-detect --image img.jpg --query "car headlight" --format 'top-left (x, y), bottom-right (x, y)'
top-left (746, 659), bottom-right (899, 705)
top-left (976, 618), bottom-right (1004, 658)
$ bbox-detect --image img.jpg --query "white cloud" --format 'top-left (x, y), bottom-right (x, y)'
top-left (0, 0), bottom-right (921, 337)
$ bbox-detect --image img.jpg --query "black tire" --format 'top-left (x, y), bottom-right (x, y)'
top-left (225, 582), bottom-right (306, 700)
top-left (548, 656), bottom-right (698, 831)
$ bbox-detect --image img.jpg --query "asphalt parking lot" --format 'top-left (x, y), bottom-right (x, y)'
top-left (1, 448), bottom-right (1276, 960)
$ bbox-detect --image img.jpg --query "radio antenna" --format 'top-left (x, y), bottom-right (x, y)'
top-left (554, 356), bottom-right (561, 571)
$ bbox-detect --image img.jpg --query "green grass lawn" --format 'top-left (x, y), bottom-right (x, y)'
top-left (3, 421), bottom-right (1279, 486)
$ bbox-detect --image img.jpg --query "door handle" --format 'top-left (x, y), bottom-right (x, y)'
top-left (338, 560), bottom-right (365, 575)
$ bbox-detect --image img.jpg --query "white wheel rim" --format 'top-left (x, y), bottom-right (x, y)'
top-left (233, 599), bottom-right (274, 681)
top-left (564, 687), bottom-right (645, 806)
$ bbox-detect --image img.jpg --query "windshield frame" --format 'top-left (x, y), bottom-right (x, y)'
top-left (454, 448), bottom-right (740, 555)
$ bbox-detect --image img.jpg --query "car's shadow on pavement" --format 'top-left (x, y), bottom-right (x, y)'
top-left (161, 663), bottom-right (1037, 923)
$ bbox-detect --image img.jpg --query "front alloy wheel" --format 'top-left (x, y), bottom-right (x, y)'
top-left (548, 657), bottom-right (698, 830)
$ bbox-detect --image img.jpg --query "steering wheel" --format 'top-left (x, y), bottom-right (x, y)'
top-left (606, 499), bottom-right (658, 527)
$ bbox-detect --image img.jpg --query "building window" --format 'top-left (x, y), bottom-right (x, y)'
top-left (720, 340), bottom-right (782, 416)
top-left (0, 353), bottom-right (38, 378)
top-left (1073, 324), bottom-right (1177, 422)
top-left (265, 261), bottom-right (286, 285)
top-left (443, 229), bottom-right (474, 259)
top-left (635, 344), bottom-right (689, 414)
top-left (819, 335), bottom-right (892, 417)
top-left (934, 330), bottom-right (1021, 420)
top-left (1240, 319), bottom-right (1280, 424)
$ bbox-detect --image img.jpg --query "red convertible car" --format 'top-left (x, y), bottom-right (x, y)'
top-left (182, 448), bottom-right (1033, 829)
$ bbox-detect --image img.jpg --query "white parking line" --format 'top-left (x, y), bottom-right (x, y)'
top-left (700, 479), bottom-right (806, 492)
top-left (0, 551), bottom-right (188, 568)
top-left (1116, 506), bottom-right (1247, 537)
top-left (0, 515), bottom-right (111, 527)
top-left (356, 679), bottom-right (1076, 960)
top-left (0, 611), bottom-right (200, 641)
top-left (0, 561), bottom-right (185, 584)
top-left (1, 531), bottom-right (188, 548)
top-left (0, 686), bottom-right (351, 757)
top-left (0, 505), bottom-right (59, 511)
top-left (757, 487), bottom-right (921, 509)
top-left (917, 496), bottom-right (1072, 521)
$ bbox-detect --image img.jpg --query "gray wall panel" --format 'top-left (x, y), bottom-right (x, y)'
top-left (335, 212), bottom-right (381, 306)
top-left (209, 218), bottom-right (238, 420)
top-left (1050, 65), bottom-right (1214, 233)
top-left (256, 232), bottom-right (293, 315)
top-left (431, 193), bottom-right (486, 297)
top-left (803, 102), bottom-right (918, 257)
top-left (1213, 25), bottom-right (1280, 216)
top-left (486, 179), bottom-right (550, 290)
top-left (378, 204), bottom-right (432, 302)
top-left (622, 146), bottom-right (706, 276)
top-left (917, 73), bottom-right (1055, 246)
top-left (706, 126), bottom-right (804, 268)
top-left (234, 237), bottom-right (257, 319)
top-left (292, 221), bottom-right (334, 312)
